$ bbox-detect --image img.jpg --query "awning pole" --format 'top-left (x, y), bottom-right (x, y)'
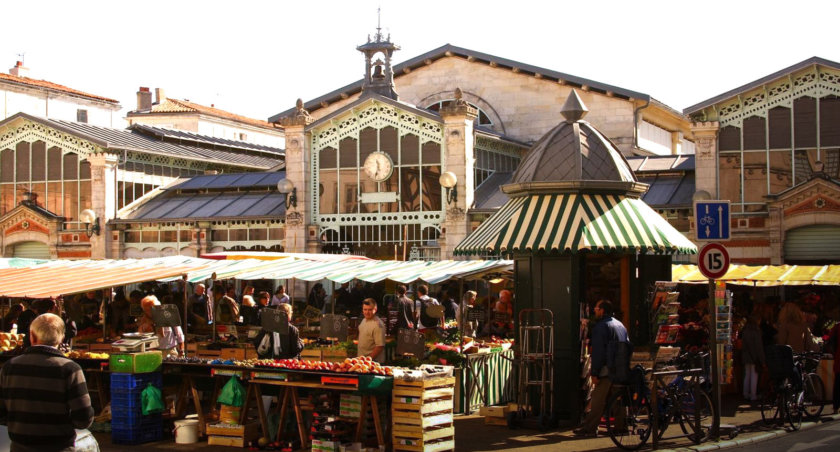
top-left (183, 275), bottom-right (189, 337)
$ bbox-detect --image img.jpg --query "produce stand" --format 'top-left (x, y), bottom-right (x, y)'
top-left (456, 349), bottom-right (515, 415)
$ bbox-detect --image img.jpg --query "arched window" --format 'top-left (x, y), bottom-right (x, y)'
top-left (426, 100), bottom-right (493, 127)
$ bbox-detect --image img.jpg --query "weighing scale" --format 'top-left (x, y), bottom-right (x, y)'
top-left (111, 332), bottom-right (159, 352)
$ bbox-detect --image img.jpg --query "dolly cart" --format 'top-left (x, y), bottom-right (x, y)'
top-left (508, 308), bottom-right (556, 430)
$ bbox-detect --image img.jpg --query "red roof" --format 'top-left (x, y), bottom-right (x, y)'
top-left (0, 72), bottom-right (119, 104)
top-left (133, 98), bottom-right (281, 131)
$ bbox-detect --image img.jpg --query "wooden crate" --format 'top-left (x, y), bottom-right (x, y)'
top-left (484, 416), bottom-right (508, 426)
top-left (90, 343), bottom-right (115, 353)
top-left (322, 348), bottom-right (348, 363)
top-left (220, 347), bottom-right (255, 361)
top-left (206, 422), bottom-right (259, 448)
top-left (393, 377), bottom-right (455, 452)
top-left (300, 348), bottom-right (323, 361)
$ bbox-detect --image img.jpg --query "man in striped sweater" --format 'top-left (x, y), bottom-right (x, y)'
top-left (0, 313), bottom-right (94, 451)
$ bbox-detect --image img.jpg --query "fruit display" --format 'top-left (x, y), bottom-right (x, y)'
top-left (0, 332), bottom-right (24, 352)
top-left (65, 350), bottom-right (110, 360)
top-left (255, 357), bottom-right (393, 376)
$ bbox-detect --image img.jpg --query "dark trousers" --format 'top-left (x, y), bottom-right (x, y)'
top-left (834, 373), bottom-right (840, 411)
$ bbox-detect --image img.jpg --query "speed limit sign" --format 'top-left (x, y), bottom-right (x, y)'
top-left (698, 242), bottom-right (730, 279)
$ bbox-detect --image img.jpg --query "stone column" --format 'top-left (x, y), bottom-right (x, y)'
top-left (671, 131), bottom-right (684, 155)
top-left (438, 89), bottom-right (478, 259)
top-left (87, 153), bottom-right (119, 258)
top-left (196, 222), bottom-right (211, 256)
top-left (690, 122), bottom-right (720, 198)
top-left (280, 100), bottom-right (314, 253)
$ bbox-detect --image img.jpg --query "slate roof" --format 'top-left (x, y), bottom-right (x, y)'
top-left (0, 72), bottom-right (120, 105)
top-left (473, 172), bottom-right (512, 210)
top-left (684, 56), bottom-right (840, 115)
top-left (117, 172), bottom-right (287, 222)
top-left (130, 124), bottom-right (284, 156)
top-left (130, 98), bottom-right (279, 130)
top-left (269, 44), bottom-right (650, 123)
top-left (0, 113), bottom-right (283, 170)
top-left (626, 155), bottom-right (695, 208)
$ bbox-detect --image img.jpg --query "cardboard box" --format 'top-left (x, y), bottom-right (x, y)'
top-left (109, 351), bottom-right (162, 373)
top-left (479, 405), bottom-right (509, 418)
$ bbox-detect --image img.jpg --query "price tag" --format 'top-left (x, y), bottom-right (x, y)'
top-left (320, 314), bottom-right (348, 342)
top-left (467, 307), bottom-right (486, 322)
top-left (303, 305), bottom-right (321, 321)
top-left (396, 328), bottom-right (426, 358)
top-left (151, 305), bottom-right (182, 327)
top-left (261, 309), bottom-right (290, 335)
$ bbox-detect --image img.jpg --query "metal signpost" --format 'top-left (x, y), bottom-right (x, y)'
top-left (698, 242), bottom-right (730, 440)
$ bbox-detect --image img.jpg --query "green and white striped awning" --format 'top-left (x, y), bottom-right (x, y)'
top-left (455, 193), bottom-right (697, 256)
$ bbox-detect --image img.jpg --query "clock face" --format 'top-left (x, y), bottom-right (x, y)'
top-left (362, 152), bottom-right (393, 182)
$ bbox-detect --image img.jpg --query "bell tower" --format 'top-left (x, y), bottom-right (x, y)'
top-left (357, 11), bottom-right (400, 99)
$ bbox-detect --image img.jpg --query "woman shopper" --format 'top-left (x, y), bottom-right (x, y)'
top-left (741, 313), bottom-right (765, 401)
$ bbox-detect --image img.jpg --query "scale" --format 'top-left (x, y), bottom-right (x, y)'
top-left (111, 332), bottom-right (159, 353)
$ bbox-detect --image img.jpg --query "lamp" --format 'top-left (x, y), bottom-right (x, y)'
top-left (439, 171), bottom-right (458, 205)
top-left (79, 209), bottom-right (100, 237)
top-left (277, 178), bottom-right (297, 209)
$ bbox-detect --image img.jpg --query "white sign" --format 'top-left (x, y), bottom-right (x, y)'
top-left (359, 192), bottom-right (399, 203)
top-left (698, 242), bottom-right (730, 280)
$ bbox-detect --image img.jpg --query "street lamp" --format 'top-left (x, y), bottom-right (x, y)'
top-left (277, 179), bottom-right (297, 209)
top-left (79, 209), bottom-right (100, 237)
top-left (439, 171), bottom-right (458, 205)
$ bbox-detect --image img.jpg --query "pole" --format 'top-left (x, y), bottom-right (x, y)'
top-left (709, 279), bottom-right (721, 440)
top-left (183, 275), bottom-right (189, 337)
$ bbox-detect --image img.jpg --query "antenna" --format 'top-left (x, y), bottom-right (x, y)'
top-left (374, 7), bottom-right (383, 42)
top-left (16, 52), bottom-right (25, 65)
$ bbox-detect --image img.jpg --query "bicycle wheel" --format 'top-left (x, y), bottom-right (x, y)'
top-left (760, 390), bottom-right (782, 426)
top-left (785, 389), bottom-right (803, 431)
top-left (606, 390), bottom-right (652, 450)
top-left (677, 389), bottom-right (713, 443)
top-left (803, 373), bottom-right (825, 419)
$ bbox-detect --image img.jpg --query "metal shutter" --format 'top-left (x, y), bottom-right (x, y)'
top-left (12, 241), bottom-right (51, 259)
top-left (784, 224), bottom-right (840, 262)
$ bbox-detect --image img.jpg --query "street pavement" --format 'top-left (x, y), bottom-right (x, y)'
top-left (727, 419), bottom-right (840, 452)
top-left (91, 396), bottom-right (840, 451)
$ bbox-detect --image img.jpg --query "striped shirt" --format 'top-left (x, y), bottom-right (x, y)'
top-left (0, 345), bottom-right (94, 451)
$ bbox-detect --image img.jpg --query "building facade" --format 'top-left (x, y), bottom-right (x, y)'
top-left (127, 87), bottom-right (285, 148)
top-left (1, 61), bottom-right (121, 127)
top-left (269, 34), bottom-right (693, 260)
top-left (687, 57), bottom-right (840, 264)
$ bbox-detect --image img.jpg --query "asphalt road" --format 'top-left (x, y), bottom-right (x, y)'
top-left (732, 420), bottom-right (840, 452)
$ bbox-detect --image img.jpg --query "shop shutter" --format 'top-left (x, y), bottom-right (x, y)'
top-left (784, 224), bottom-right (840, 262)
top-left (12, 241), bottom-right (51, 259)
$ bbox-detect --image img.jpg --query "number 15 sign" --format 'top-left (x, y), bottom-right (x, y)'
top-left (698, 243), bottom-right (730, 280)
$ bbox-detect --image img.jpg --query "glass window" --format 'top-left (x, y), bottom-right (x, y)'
top-left (79, 160), bottom-right (91, 179)
top-left (268, 227), bottom-right (285, 240)
top-left (742, 116), bottom-right (766, 150)
top-left (359, 127), bottom-right (376, 167)
top-left (719, 126), bottom-right (741, 151)
top-left (47, 181), bottom-right (62, 215)
top-left (63, 181), bottom-right (78, 220)
top-left (319, 147), bottom-right (337, 169)
top-left (15, 142), bottom-right (29, 184)
top-left (159, 230), bottom-right (177, 242)
top-left (249, 228), bottom-right (267, 241)
top-left (743, 151), bottom-right (767, 210)
top-left (0, 184), bottom-right (14, 215)
top-left (319, 171), bottom-right (338, 215)
top-left (400, 167), bottom-right (421, 211)
top-left (794, 149), bottom-right (819, 185)
top-left (47, 147), bottom-right (62, 180)
top-left (211, 229), bottom-right (228, 241)
top-left (820, 95), bottom-right (840, 147)
top-left (794, 97), bottom-right (817, 148)
top-left (400, 135), bottom-right (419, 165)
top-left (421, 141), bottom-right (440, 165)
top-left (31, 142), bottom-right (46, 181)
top-left (339, 137), bottom-right (357, 168)
top-left (1, 149), bottom-right (13, 183)
top-left (229, 229), bottom-right (247, 241)
top-left (142, 230), bottom-right (158, 242)
top-left (768, 106), bottom-right (792, 149)
top-left (768, 150), bottom-right (793, 194)
top-left (719, 154), bottom-right (741, 212)
top-left (125, 231), bottom-right (141, 243)
top-left (421, 166), bottom-right (442, 211)
top-left (380, 127), bottom-right (398, 162)
top-left (63, 153), bottom-right (78, 179)
top-left (179, 230), bottom-right (192, 243)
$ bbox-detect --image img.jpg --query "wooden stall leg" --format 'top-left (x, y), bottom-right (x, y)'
top-left (188, 376), bottom-right (206, 436)
top-left (355, 394), bottom-right (370, 442)
top-left (289, 388), bottom-right (308, 448)
top-left (175, 379), bottom-right (189, 418)
top-left (239, 382), bottom-right (253, 425)
top-left (254, 385), bottom-right (269, 442)
top-left (369, 395), bottom-right (385, 447)
top-left (208, 377), bottom-right (223, 420)
top-left (276, 387), bottom-right (291, 443)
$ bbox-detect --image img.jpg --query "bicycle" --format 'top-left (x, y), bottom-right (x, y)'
top-left (796, 352), bottom-right (825, 420)
top-left (606, 353), bottom-right (713, 450)
top-left (760, 345), bottom-right (808, 431)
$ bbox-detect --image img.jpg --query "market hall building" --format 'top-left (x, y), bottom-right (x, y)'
top-left (686, 57), bottom-right (840, 265)
top-left (265, 30), bottom-right (693, 260)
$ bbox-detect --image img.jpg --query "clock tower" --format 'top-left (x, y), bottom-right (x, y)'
top-left (357, 19), bottom-right (400, 100)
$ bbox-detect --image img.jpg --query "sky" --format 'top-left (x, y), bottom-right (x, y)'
top-left (3, 0), bottom-right (839, 126)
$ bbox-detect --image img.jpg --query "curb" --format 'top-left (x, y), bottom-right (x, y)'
top-left (656, 412), bottom-right (840, 452)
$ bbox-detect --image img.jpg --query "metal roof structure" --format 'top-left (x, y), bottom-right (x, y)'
top-left (269, 44), bottom-right (650, 123)
top-left (129, 124), bottom-right (285, 156)
top-left (684, 56), bottom-right (840, 115)
top-left (1, 113), bottom-right (283, 170)
top-left (473, 172), bottom-right (512, 210)
top-left (170, 172), bottom-right (283, 191)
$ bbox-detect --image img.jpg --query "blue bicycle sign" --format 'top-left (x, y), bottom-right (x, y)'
top-left (694, 201), bottom-right (730, 241)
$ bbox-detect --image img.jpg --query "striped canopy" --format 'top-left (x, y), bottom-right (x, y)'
top-left (455, 193), bottom-right (697, 256)
top-left (672, 264), bottom-right (840, 286)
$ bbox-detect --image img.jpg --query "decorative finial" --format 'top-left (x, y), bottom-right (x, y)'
top-left (560, 89), bottom-right (589, 123)
top-left (295, 98), bottom-right (304, 111)
top-left (453, 87), bottom-right (468, 107)
top-left (280, 98), bottom-right (313, 127)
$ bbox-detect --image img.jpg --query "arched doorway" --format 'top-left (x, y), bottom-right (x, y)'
top-left (12, 241), bottom-right (50, 259)
top-left (784, 224), bottom-right (840, 263)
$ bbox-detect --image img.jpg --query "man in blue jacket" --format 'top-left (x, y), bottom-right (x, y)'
top-left (574, 299), bottom-right (628, 437)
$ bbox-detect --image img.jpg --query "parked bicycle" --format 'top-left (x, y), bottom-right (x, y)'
top-left (761, 346), bottom-right (825, 430)
top-left (606, 352), bottom-right (713, 450)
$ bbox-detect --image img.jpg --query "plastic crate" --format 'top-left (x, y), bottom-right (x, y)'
top-left (111, 424), bottom-right (162, 445)
top-left (111, 413), bottom-right (161, 431)
top-left (110, 352), bottom-right (162, 373)
top-left (110, 372), bottom-right (162, 392)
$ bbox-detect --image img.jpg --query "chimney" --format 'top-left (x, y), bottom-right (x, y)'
top-left (9, 61), bottom-right (29, 78)
top-left (136, 87), bottom-right (152, 111)
top-left (155, 88), bottom-right (166, 105)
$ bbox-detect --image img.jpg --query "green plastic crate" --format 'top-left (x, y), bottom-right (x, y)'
top-left (109, 351), bottom-right (162, 373)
